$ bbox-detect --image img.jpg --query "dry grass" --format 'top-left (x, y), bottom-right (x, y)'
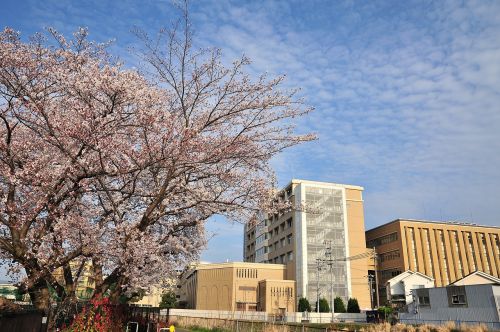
top-left (170, 316), bottom-right (493, 332)
top-left (459, 323), bottom-right (489, 332)
top-left (361, 321), bottom-right (491, 332)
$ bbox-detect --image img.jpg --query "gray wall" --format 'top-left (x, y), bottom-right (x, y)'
top-left (400, 285), bottom-right (500, 330)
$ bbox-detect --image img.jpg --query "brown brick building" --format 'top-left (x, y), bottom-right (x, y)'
top-left (366, 219), bottom-right (500, 304)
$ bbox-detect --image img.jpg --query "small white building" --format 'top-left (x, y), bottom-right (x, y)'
top-left (385, 270), bottom-right (434, 307)
top-left (400, 284), bottom-right (500, 330)
top-left (451, 270), bottom-right (500, 286)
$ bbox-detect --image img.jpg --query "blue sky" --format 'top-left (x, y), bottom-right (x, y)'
top-left (2, 0), bottom-right (499, 264)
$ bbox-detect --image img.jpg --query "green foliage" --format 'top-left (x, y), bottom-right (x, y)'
top-left (298, 297), bottom-right (312, 312)
top-left (159, 291), bottom-right (177, 309)
top-left (334, 296), bottom-right (346, 313)
top-left (377, 305), bottom-right (393, 319)
top-left (346, 298), bottom-right (360, 313)
top-left (315, 297), bottom-right (330, 313)
top-left (0, 287), bottom-right (23, 301)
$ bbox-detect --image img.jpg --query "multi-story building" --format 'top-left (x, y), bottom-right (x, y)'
top-left (177, 262), bottom-right (295, 314)
top-left (53, 260), bottom-right (95, 299)
top-left (366, 219), bottom-right (500, 304)
top-left (243, 179), bottom-right (372, 310)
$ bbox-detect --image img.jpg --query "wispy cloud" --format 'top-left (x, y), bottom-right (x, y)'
top-left (2, 0), bottom-right (499, 262)
top-left (191, 0), bottom-right (500, 228)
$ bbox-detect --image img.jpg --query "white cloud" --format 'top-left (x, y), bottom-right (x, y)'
top-left (8, 0), bottom-right (498, 263)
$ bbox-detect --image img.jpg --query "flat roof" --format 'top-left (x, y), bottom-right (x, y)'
top-left (196, 262), bottom-right (286, 270)
top-left (287, 179), bottom-right (364, 191)
top-left (366, 218), bottom-right (500, 233)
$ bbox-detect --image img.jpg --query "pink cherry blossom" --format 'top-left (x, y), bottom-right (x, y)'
top-left (0, 13), bottom-right (314, 315)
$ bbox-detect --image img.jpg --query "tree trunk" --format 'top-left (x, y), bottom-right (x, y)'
top-left (28, 279), bottom-right (51, 313)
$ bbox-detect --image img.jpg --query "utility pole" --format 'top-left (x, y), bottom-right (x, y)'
top-left (367, 274), bottom-right (374, 309)
top-left (316, 258), bottom-right (322, 313)
top-left (324, 240), bottom-right (334, 322)
top-left (373, 247), bottom-right (379, 308)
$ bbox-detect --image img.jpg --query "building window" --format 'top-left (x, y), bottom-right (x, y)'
top-left (367, 232), bottom-right (398, 247)
top-left (494, 235), bottom-right (500, 258)
top-left (423, 229), bottom-right (434, 277)
top-left (451, 231), bottom-right (463, 279)
top-left (287, 251), bottom-right (293, 262)
top-left (280, 238), bottom-right (286, 247)
top-left (480, 233), bottom-right (492, 274)
top-left (465, 232), bottom-right (477, 271)
top-left (418, 296), bottom-right (430, 306)
top-left (409, 228), bottom-right (419, 271)
top-left (379, 250), bottom-right (400, 263)
top-left (380, 269), bottom-right (402, 281)
top-left (446, 286), bottom-right (467, 307)
top-left (287, 218), bottom-right (292, 228)
top-left (438, 230), bottom-right (450, 284)
top-left (451, 295), bottom-right (466, 305)
top-left (287, 234), bottom-right (293, 245)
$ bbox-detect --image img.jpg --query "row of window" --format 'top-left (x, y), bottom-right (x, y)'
top-left (367, 232), bottom-right (398, 247)
top-left (380, 269), bottom-right (402, 281)
top-left (269, 218), bottom-right (293, 238)
top-left (270, 286), bottom-right (293, 298)
top-left (379, 250), bottom-right (400, 263)
top-left (416, 287), bottom-right (468, 307)
top-left (263, 251), bottom-right (294, 264)
top-left (236, 268), bottom-right (258, 279)
top-left (247, 218), bottom-right (293, 257)
top-left (405, 227), bottom-right (500, 284)
top-left (256, 234), bottom-right (293, 257)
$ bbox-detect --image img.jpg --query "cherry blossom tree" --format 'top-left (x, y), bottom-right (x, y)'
top-left (0, 9), bottom-right (313, 316)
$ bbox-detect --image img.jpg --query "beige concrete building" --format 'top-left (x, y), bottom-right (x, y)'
top-left (129, 286), bottom-right (163, 307)
top-left (177, 262), bottom-right (295, 314)
top-left (243, 179), bottom-right (372, 310)
top-left (53, 260), bottom-right (95, 300)
top-left (366, 219), bottom-right (500, 304)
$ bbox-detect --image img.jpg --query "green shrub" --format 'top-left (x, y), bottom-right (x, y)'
top-left (334, 296), bottom-right (346, 313)
top-left (347, 298), bottom-right (360, 313)
top-left (298, 297), bottom-right (312, 312)
top-left (315, 297), bottom-right (330, 312)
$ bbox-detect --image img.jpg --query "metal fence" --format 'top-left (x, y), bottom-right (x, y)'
top-left (164, 309), bottom-right (366, 323)
top-left (0, 310), bottom-right (46, 332)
